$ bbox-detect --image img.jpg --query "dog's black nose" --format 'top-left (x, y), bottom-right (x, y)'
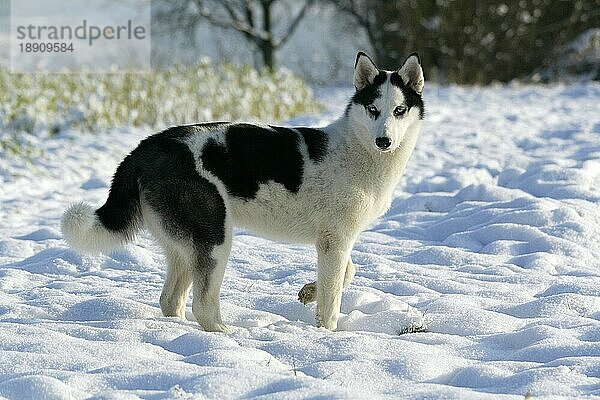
top-left (375, 137), bottom-right (391, 150)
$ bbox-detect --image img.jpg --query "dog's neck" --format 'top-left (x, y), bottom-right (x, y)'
top-left (324, 115), bottom-right (422, 187)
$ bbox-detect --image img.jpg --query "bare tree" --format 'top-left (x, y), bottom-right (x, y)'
top-left (154, 0), bottom-right (314, 71)
top-left (323, 0), bottom-right (385, 64)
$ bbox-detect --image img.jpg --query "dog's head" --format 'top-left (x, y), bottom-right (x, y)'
top-left (346, 52), bottom-right (424, 153)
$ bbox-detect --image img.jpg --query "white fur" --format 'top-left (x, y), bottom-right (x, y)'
top-left (61, 202), bottom-right (129, 254)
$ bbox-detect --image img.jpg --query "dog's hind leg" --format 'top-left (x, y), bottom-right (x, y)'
top-left (152, 226), bottom-right (231, 333)
top-left (190, 222), bottom-right (232, 333)
top-left (142, 171), bottom-right (230, 332)
top-left (298, 258), bottom-right (355, 305)
top-left (149, 202), bottom-right (231, 333)
top-left (136, 137), bottom-right (231, 332)
top-left (159, 245), bottom-right (192, 318)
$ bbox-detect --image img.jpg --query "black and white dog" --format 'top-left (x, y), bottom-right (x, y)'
top-left (62, 52), bottom-right (425, 332)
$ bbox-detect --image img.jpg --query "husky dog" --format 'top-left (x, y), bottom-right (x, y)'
top-left (62, 52), bottom-right (425, 332)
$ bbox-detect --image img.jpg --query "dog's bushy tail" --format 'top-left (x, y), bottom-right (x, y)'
top-left (62, 153), bottom-right (142, 254)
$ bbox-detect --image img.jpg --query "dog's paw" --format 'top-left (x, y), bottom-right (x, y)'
top-left (315, 313), bottom-right (338, 330)
top-left (316, 313), bottom-right (323, 328)
top-left (298, 281), bottom-right (317, 305)
top-left (200, 321), bottom-right (231, 334)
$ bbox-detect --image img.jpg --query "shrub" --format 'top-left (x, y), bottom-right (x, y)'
top-left (0, 60), bottom-right (321, 136)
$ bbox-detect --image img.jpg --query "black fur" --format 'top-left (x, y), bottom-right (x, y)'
top-left (96, 125), bottom-right (197, 233)
top-left (346, 70), bottom-right (387, 116)
top-left (390, 72), bottom-right (425, 120)
top-left (95, 153), bottom-right (142, 234)
top-left (201, 124), bottom-right (304, 200)
top-left (351, 70), bottom-right (387, 107)
top-left (97, 125), bottom-right (226, 251)
top-left (296, 127), bottom-right (328, 162)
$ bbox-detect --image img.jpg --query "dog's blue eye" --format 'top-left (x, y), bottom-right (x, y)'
top-left (394, 105), bottom-right (407, 117)
top-left (367, 105), bottom-right (378, 115)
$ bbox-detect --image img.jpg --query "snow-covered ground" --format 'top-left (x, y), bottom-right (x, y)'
top-left (1, 83), bottom-right (599, 399)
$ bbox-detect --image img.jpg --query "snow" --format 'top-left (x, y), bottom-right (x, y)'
top-left (1, 83), bottom-right (600, 399)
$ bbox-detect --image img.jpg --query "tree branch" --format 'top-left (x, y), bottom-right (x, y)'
top-left (242, 1), bottom-right (255, 30)
top-left (194, 0), bottom-right (270, 41)
top-left (274, 0), bottom-right (314, 48)
top-left (328, 0), bottom-right (370, 29)
top-left (221, 1), bottom-right (241, 22)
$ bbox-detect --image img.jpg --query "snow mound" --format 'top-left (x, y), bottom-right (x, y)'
top-left (0, 375), bottom-right (86, 400)
top-left (1, 84), bottom-right (599, 398)
top-left (337, 289), bottom-right (426, 334)
top-left (62, 297), bottom-right (158, 321)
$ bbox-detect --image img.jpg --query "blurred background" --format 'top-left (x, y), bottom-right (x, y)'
top-left (151, 0), bottom-right (600, 84)
top-left (0, 0), bottom-right (598, 145)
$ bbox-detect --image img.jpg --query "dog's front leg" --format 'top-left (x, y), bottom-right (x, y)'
top-left (298, 258), bottom-right (356, 305)
top-left (315, 233), bottom-right (353, 330)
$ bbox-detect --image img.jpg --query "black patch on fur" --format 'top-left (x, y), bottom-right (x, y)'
top-left (351, 70), bottom-right (387, 106)
top-left (95, 153), bottom-right (143, 234)
top-left (390, 72), bottom-right (425, 120)
top-left (346, 70), bottom-right (387, 116)
top-left (296, 127), bottom-right (328, 162)
top-left (96, 125), bottom-right (197, 233)
top-left (97, 125), bottom-right (226, 251)
top-left (201, 124), bottom-right (304, 199)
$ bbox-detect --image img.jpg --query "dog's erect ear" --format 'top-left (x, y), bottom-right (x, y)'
top-left (398, 53), bottom-right (424, 94)
top-left (354, 52), bottom-right (379, 91)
